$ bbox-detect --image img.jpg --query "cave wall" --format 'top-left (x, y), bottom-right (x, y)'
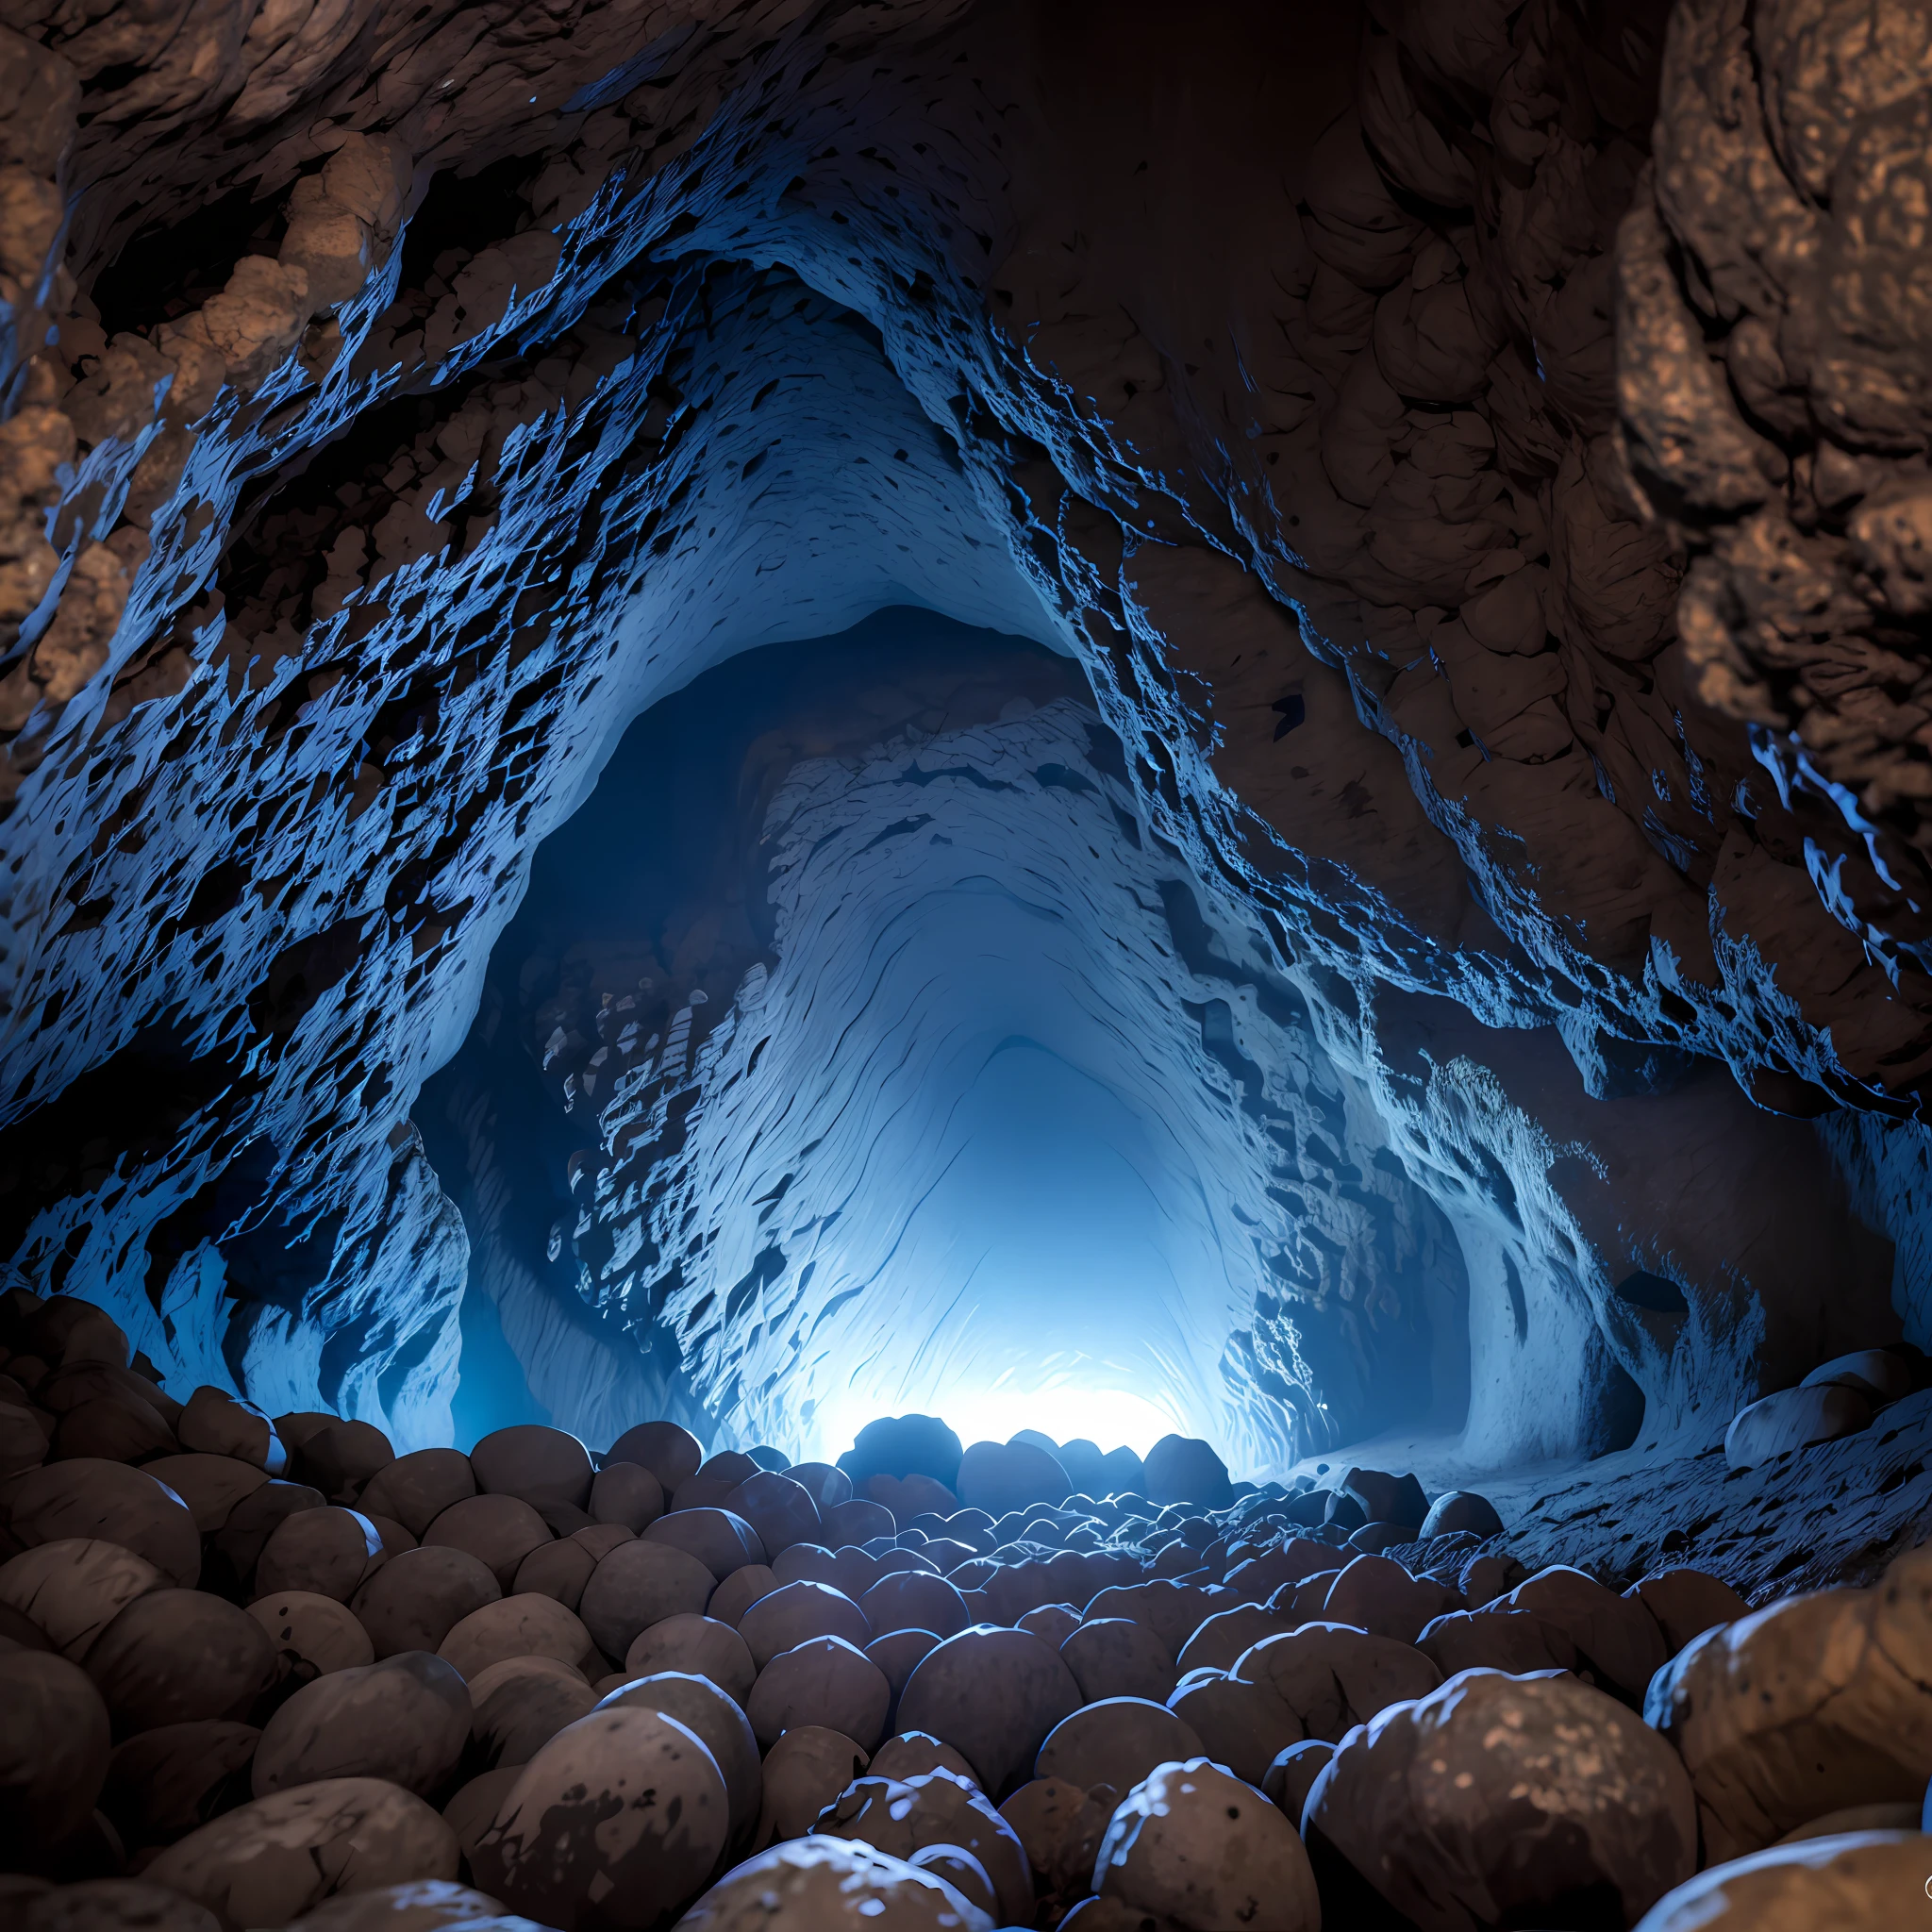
top-left (1, 0), bottom-right (1928, 1465)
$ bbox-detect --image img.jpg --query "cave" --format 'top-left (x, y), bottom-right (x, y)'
top-left (1, 2), bottom-right (1929, 1926)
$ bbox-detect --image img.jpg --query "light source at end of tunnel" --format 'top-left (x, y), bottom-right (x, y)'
top-left (809, 1374), bottom-right (1187, 1467)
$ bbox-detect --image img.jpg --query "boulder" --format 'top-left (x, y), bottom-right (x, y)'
top-left (421, 1495), bottom-right (551, 1592)
top-left (289, 1421), bottom-right (394, 1504)
top-left (20, 1879), bottom-right (221, 1932)
top-left (8, 1460), bottom-right (201, 1588)
top-left (1502, 1565), bottom-right (1667, 1699)
top-left (955, 1441), bottom-right (1069, 1516)
top-left (1036, 1697), bottom-right (1204, 1794)
top-left (707, 1562), bottom-right (778, 1628)
top-left (1016, 1603), bottom-right (1081, 1648)
top-left (755, 1726), bottom-right (871, 1845)
top-left (1725, 1385), bottom-right (1871, 1469)
top-left (0, 1537), bottom-right (162, 1658)
top-left (141, 1455), bottom-right (269, 1534)
top-left (1141, 1438), bottom-right (1233, 1510)
top-left (1632, 1830), bottom-right (1928, 1931)
top-left (1417, 1607), bottom-right (1576, 1681)
top-left (866, 1629), bottom-right (941, 1721)
top-left (723, 1474), bottom-right (820, 1557)
top-left (512, 1537), bottom-right (595, 1610)
top-left (471, 1707), bottom-right (726, 1930)
top-left (746, 1635), bottom-right (890, 1751)
top-left (870, 1730), bottom-right (977, 1787)
top-left (253, 1652), bottom-right (472, 1797)
top-left (438, 1593), bottom-right (599, 1680)
top-left (814, 1771), bottom-right (1032, 1924)
top-left (101, 1721), bottom-right (259, 1848)
top-left (782, 1463), bottom-right (853, 1513)
top-left (440, 1768), bottom-right (521, 1867)
top-left (740, 1579), bottom-right (872, 1669)
top-left (898, 1625), bottom-right (1084, 1797)
top-left (675, 1835), bottom-right (991, 1932)
top-left (574, 1523), bottom-right (637, 1562)
top-left (823, 1499), bottom-right (896, 1548)
top-left (246, 1591), bottom-right (375, 1675)
top-left (255, 1507), bottom-right (386, 1603)
top-left (351, 1546), bottom-right (501, 1658)
top-left (1175, 1605), bottom-right (1292, 1674)
top-left (475, 1667), bottom-right (599, 1770)
top-left (1628, 1568), bottom-right (1750, 1655)
top-left (1166, 1672), bottom-right (1303, 1786)
top-left (625, 1612), bottom-right (757, 1705)
top-left (590, 1461), bottom-right (664, 1535)
top-left (1307, 1667), bottom-right (1695, 1929)
top-left (599, 1671), bottom-right (761, 1851)
top-left (839, 1417), bottom-right (964, 1492)
top-left (1417, 1491), bottom-right (1504, 1541)
top-left (1645, 1544), bottom-right (1932, 1860)
top-left (1263, 1739), bottom-right (1333, 1826)
top-left (907, 1847), bottom-right (993, 1919)
top-left (86, 1589), bottom-right (279, 1732)
top-left (1230, 1624), bottom-right (1441, 1742)
top-left (0, 1652), bottom-right (112, 1863)
top-left (1323, 1554), bottom-right (1458, 1644)
top-left (1799, 1349), bottom-right (1915, 1405)
top-left (1333, 1468), bottom-right (1427, 1530)
top-left (280, 1877), bottom-right (506, 1932)
top-left (1061, 1617), bottom-right (1175, 1706)
top-left (999, 1775), bottom-right (1112, 1903)
top-left (1096, 1757), bottom-right (1319, 1931)
top-left (177, 1390), bottom-right (286, 1474)
top-left (470, 1426), bottom-right (593, 1513)
top-left (51, 1393), bottom-right (176, 1465)
top-left (862, 1475), bottom-right (958, 1524)
top-left (645, 1507), bottom-right (766, 1579)
top-left (357, 1453), bottom-right (476, 1539)
top-left (214, 1482), bottom-right (327, 1587)
top-left (578, 1539), bottom-right (715, 1660)
top-left (607, 1422), bottom-right (704, 1497)
top-left (144, 1776), bottom-right (458, 1929)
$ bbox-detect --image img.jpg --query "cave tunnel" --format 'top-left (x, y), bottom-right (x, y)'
top-left (3, 1), bottom-right (1932, 1923)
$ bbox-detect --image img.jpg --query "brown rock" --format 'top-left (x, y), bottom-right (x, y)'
top-left (677, 1836), bottom-right (991, 1932)
top-left (351, 1545), bottom-right (500, 1658)
top-left (469, 1425), bottom-right (593, 1513)
top-left (815, 1770), bottom-right (1032, 1924)
top-left (213, 1481), bottom-right (326, 1587)
top-left (438, 1592), bottom-right (598, 1681)
top-left (441, 1768), bottom-right (521, 1866)
top-left (1627, 1568), bottom-right (1750, 1655)
top-left (755, 1726), bottom-right (871, 1846)
top-left (870, 1730), bottom-right (977, 1787)
top-left (0, 1652), bottom-right (113, 1864)
top-left (1417, 1606), bottom-right (1577, 1681)
top-left (1165, 1671), bottom-right (1303, 1785)
top-left (177, 1390), bottom-right (287, 1474)
top-left (599, 1669), bottom-right (762, 1851)
top-left (867, 1629), bottom-right (941, 1722)
top-left (357, 1452), bottom-right (477, 1539)
top-left (512, 1536), bottom-right (594, 1610)
top-left (253, 1651), bottom-right (472, 1798)
top-left (51, 1395), bottom-right (176, 1466)
top-left (707, 1562), bottom-right (778, 1628)
top-left (589, 1460), bottom-right (663, 1534)
top-left (1174, 1604), bottom-right (1292, 1674)
top-left (256, 1507), bottom-right (386, 1604)
top-left (1323, 1554), bottom-right (1458, 1643)
top-left (141, 1455), bottom-right (269, 1535)
top-left (100, 1721), bottom-right (259, 1849)
top-left (246, 1590), bottom-right (375, 1675)
top-left (644, 1507), bottom-right (766, 1579)
top-left (1230, 1624), bottom-right (1441, 1742)
top-left (21, 1878), bottom-right (221, 1932)
top-left (9, 1460), bottom-right (200, 1587)
top-left (1503, 1565), bottom-right (1667, 1699)
top-left (1035, 1697), bottom-right (1203, 1795)
top-left (1633, 1830), bottom-right (1929, 1930)
top-left (898, 1624), bottom-right (1082, 1797)
top-left (1061, 1617), bottom-right (1175, 1705)
top-left (624, 1612), bottom-right (756, 1705)
top-left (475, 1668), bottom-right (598, 1769)
top-left (288, 1420), bottom-right (394, 1504)
top-left (0, 1537), bottom-right (162, 1657)
top-left (606, 1422), bottom-right (703, 1497)
top-left (723, 1473), bottom-right (821, 1557)
top-left (1263, 1739), bottom-right (1332, 1826)
top-left (747, 1635), bottom-right (890, 1751)
top-left (740, 1579), bottom-right (872, 1669)
top-left (281, 1877), bottom-right (507, 1932)
top-left (421, 1494), bottom-right (551, 1591)
top-left (86, 1589), bottom-right (279, 1733)
top-left (578, 1539), bottom-right (715, 1660)
top-left (1000, 1775), bottom-right (1111, 1901)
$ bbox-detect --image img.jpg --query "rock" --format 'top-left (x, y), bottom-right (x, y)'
top-left (1333, 1468), bottom-right (1426, 1530)
top-left (865, 1560), bottom-right (974, 1638)
top-left (756, 1726), bottom-right (872, 1844)
top-left (645, 1508), bottom-right (767, 1579)
top-left (840, 1417), bottom-right (965, 1494)
top-left (1229, 1624), bottom-right (1441, 1742)
top-left (599, 1671), bottom-right (762, 1850)
top-left (358, 1453), bottom-right (477, 1538)
top-left (256, 1507), bottom-right (386, 1603)
top-left (1141, 1438), bottom-right (1233, 1510)
top-left (746, 1635), bottom-right (890, 1751)
top-left (1725, 1385), bottom-right (1872, 1469)
top-left (1061, 1617), bottom-right (1175, 1705)
top-left (863, 1475), bottom-right (958, 1525)
top-left (1175, 1605), bottom-right (1291, 1674)
top-left (471, 1706), bottom-right (726, 1930)
top-left (782, 1464), bottom-right (853, 1513)
top-left (1166, 1672), bottom-right (1303, 1785)
top-left (1631, 1832), bottom-right (1930, 1931)
top-left (814, 1771), bottom-right (1032, 1924)
top-left (590, 1461), bottom-right (664, 1534)
top-left (286, 1421), bottom-right (394, 1505)
top-left (20, 1878), bottom-right (222, 1932)
top-left (898, 1625), bottom-right (1084, 1797)
top-left (281, 1877), bottom-right (508, 1932)
top-left (607, 1423), bottom-right (704, 1498)
top-left (1307, 1667), bottom-right (1695, 1929)
top-left (0, 1652), bottom-right (112, 1864)
top-left (470, 1426), bottom-right (593, 1513)
top-left (1263, 1739), bottom-right (1332, 1826)
top-left (51, 1394), bottom-right (176, 1466)
top-left (475, 1666), bottom-right (599, 1769)
top-left (574, 1524), bottom-right (637, 1562)
top-left (100, 1721), bottom-right (259, 1848)
top-left (1626, 1568), bottom-right (1751, 1655)
top-left (871, 1730), bottom-right (978, 1787)
top-left (177, 1390), bottom-right (286, 1474)
top-left (625, 1612), bottom-right (756, 1704)
top-left (8, 1460), bottom-right (201, 1588)
top-left (578, 1540), bottom-right (716, 1660)
top-left (999, 1776), bottom-right (1111, 1902)
top-left (675, 1836), bottom-right (991, 1932)
top-left (213, 1482), bottom-right (327, 1587)
top-left (1799, 1349), bottom-right (1915, 1406)
top-left (954, 1441), bottom-right (1070, 1516)
top-left (823, 1499), bottom-right (897, 1548)
top-left (1645, 1544), bottom-right (1932, 1861)
top-left (1096, 1757), bottom-right (1318, 1931)
top-left (1323, 1554), bottom-right (1458, 1644)
top-left (723, 1473), bottom-right (820, 1557)
top-left (1417, 1607), bottom-right (1576, 1680)
top-left (253, 1651), bottom-right (472, 1797)
top-left (0, 1538), bottom-right (162, 1658)
top-left (140, 1455), bottom-right (269, 1534)
top-left (438, 1592), bottom-right (599, 1680)
top-left (1502, 1565), bottom-right (1667, 1699)
top-left (1417, 1491), bottom-right (1504, 1540)
top-left (145, 1776), bottom-right (458, 1929)
top-left (1083, 1583), bottom-right (1213, 1657)
top-left (1457, 1551), bottom-right (1525, 1608)
top-left (740, 1579), bottom-right (872, 1668)
top-left (422, 1496), bottom-right (552, 1591)
top-left (1016, 1603), bottom-right (1081, 1648)
top-left (865, 1629), bottom-right (941, 1720)
top-left (352, 1546), bottom-right (501, 1658)
top-left (707, 1562), bottom-right (778, 1628)
top-left (247, 1591), bottom-right (375, 1675)
top-left (907, 1846), bottom-right (993, 1918)
top-left (86, 1589), bottom-right (279, 1732)
top-left (512, 1537), bottom-right (594, 1610)
top-left (441, 1768), bottom-right (522, 1866)
top-left (1035, 1697), bottom-right (1204, 1794)
top-left (1774, 1804), bottom-right (1920, 1843)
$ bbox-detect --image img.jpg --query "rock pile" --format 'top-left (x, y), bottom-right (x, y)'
top-left (1, 1289), bottom-right (1924, 1930)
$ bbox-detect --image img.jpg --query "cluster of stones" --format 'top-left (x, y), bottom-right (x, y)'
top-left (2, 1290), bottom-right (1926, 1931)
top-left (1724, 1345), bottom-right (1927, 1470)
